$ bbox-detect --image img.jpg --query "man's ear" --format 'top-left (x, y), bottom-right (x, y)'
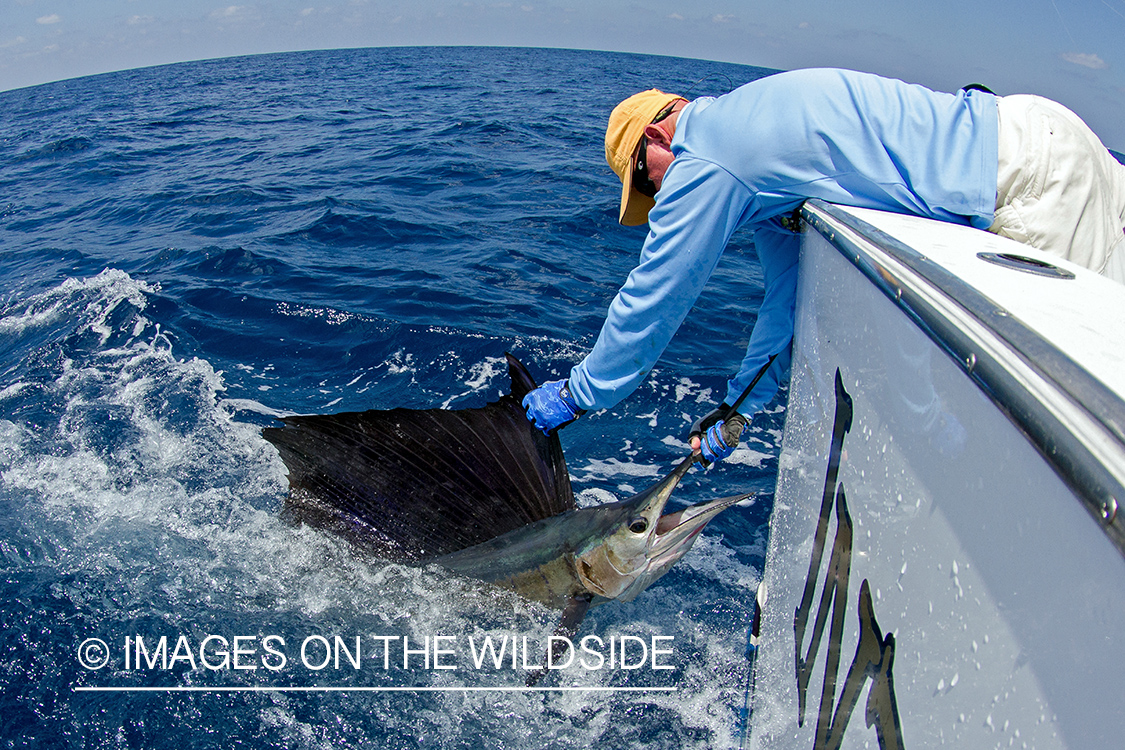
top-left (643, 122), bottom-right (674, 150)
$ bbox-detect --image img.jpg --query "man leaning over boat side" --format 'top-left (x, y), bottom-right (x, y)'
top-left (521, 67), bottom-right (1125, 464)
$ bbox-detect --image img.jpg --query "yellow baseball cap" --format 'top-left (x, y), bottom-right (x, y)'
top-left (605, 89), bottom-right (684, 226)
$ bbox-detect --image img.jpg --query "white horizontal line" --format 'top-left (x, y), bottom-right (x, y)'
top-left (75, 686), bottom-right (678, 693)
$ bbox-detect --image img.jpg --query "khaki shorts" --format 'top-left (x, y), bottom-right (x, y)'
top-left (989, 94), bottom-right (1125, 282)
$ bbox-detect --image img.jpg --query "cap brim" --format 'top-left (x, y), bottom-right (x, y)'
top-left (619, 167), bottom-right (656, 226)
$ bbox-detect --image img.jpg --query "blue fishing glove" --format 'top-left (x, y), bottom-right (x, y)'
top-left (692, 409), bottom-right (747, 465)
top-left (522, 379), bottom-right (585, 434)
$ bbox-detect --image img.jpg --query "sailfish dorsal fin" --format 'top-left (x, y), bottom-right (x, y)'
top-left (262, 354), bottom-right (575, 561)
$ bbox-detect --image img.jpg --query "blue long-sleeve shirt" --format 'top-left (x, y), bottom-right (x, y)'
top-left (568, 68), bottom-right (998, 414)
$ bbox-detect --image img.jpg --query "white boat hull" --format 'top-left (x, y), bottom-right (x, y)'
top-left (748, 202), bottom-right (1125, 750)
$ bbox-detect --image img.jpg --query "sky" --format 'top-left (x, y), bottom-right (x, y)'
top-left (2, 0), bottom-right (1125, 149)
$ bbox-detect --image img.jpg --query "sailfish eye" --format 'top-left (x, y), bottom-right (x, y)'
top-left (628, 518), bottom-right (649, 534)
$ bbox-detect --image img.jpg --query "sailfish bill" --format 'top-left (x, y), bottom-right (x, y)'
top-left (262, 353), bottom-right (749, 681)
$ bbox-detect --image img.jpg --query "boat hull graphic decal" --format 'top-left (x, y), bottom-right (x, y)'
top-left (793, 369), bottom-right (905, 750)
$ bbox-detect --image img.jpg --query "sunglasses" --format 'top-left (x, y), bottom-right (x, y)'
top-left (632, 100), bottom-right (682, 199)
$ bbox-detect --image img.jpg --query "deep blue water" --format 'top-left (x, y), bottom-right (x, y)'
top-left (0, 48), bottom-right (782, 748)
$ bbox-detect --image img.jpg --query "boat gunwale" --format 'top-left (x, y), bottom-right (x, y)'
top-left (800, 199), bottom-right (1125, 557)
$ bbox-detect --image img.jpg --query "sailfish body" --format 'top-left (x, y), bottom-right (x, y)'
top-left (262, 354), bottom-right (746, 631)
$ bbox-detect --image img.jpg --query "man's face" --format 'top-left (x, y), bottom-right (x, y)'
top-left (637, 122), bottom-right (677, 195)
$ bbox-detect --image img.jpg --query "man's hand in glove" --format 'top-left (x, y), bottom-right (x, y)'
top-left (688, 404), bottom-right (747, 465)
top-left (522, 379), bottom-right (585, 434)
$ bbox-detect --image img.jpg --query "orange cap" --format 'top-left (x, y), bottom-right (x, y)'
top-left (605, 89), bottom-right (684, 226)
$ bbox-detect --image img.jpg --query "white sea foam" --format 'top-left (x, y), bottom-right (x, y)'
top-left (575, 486), bottom-right (618, 509)
top-left (440, 353), bottom-right (508, 408)
top-left (678, 533), bottom-right (761, 590)
top-left (571, 457), bottom-right (665, 488)
top-left (724, 446), bottom-right (771, 468)
top-left (0, 269), bottom-right (155, 336)
top-left (274, 300), bottom-right (359, 327)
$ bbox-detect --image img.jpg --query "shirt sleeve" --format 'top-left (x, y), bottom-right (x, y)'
top-left (567, 157), bottom-right (753, 411)
top-left (722, 224), bottom-right (799, 414)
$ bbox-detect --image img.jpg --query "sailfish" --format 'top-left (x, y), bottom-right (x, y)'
top-left (262, 354), bottom-right (747, 679)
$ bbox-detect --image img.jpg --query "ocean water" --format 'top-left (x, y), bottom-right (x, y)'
top-left (0, 47), bottom-right (782, 748)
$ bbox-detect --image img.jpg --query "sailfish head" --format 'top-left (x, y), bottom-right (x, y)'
top-left (574, 455), bottom-right (748, 602)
